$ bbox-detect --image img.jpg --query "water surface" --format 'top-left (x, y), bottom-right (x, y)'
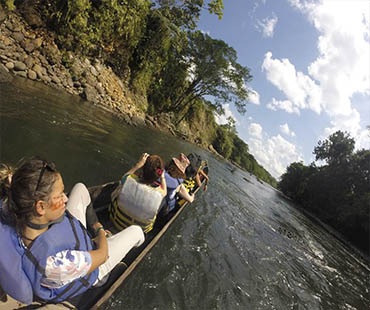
top-left (1, 77), bottom-right (369, 310)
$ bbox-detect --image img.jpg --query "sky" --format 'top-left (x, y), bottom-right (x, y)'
top-left (197, 0), bottom-right (370, 179)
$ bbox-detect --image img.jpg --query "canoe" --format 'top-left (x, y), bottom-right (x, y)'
top-left (0, 166), bottom-right (208, 310)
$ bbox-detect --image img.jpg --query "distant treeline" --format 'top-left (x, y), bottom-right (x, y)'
top-left (3, 0), bottom-right (277, 186)
top-left (279, 131), bottom-right (370, 255)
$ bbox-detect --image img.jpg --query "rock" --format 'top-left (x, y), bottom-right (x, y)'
top-left (13, 61), bottom-right (26, 71)
top-left (0, 63), bottom-right (12, 83)
top-left (25, 56), bottom-right (34, 68)
top-left (41, 74), bottom-right (51, 83)
top-left (0, 55), bottom-right (7, 60)
top-left (0, 6), bottom-right (6, 23)
top-left (82, 85), bottom-right (99, 103)
top-left (3, 37), bottom-right (11, 45)
top-left (5, 21), bottom-right (13, 31)
top-left (14, 70), bottom-right (27, 78)
top-left (33, 37), bottom-right (42, 48)
top-left (19, 1), bottom-right (43, 27)
top-left (94, 63), bottom-right (102, 72)
top-left (73, 81), bottom-right (81, 88)
top-left (28, 69), bottom-right (37, 80)
top-left (12, 31), bottom-right (24, 42)
top-left (5, 62), bottom-right (14, 70)
top-left (51, 75), bottom-right (61, 84)
top-left (84, 58), bottom-right (91, 66)
top-left (90, 65), bottom-right (98, 76)
top-left (32, 63), bottom-right (43, 76)
top-left (23, 40), bottom-right (35, 52)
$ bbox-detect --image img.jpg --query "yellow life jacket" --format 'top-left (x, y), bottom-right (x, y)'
top-left (183, 178), bottom-right (196, 192)
top-left (110, 174), bottom-right (163, 233)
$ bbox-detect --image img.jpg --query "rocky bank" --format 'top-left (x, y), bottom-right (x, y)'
top-left (0, 6), bottom-right (200, 141)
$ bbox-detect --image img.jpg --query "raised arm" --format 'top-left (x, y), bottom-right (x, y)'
top-left (123, 153), bottom-right (149, 177)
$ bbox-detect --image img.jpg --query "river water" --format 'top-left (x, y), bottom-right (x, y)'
top-left (0, 76), bottom-right (369, 310)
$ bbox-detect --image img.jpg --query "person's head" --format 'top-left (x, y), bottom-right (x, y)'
top-left (1, 157), bottom-right (68, 233)
top-left (167, 153), bottom-right (190, 179)
top-left (141, 155), bottom-right (164, 185)
top-left (166, 159), bottom-right (186, 179)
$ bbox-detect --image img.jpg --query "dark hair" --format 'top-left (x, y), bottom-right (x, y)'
top-left (1, 157), bottom-right (59, 233)
top-left (0, 163), bottom-right (14, 200)
top-left (141, 155), bottom-right (164, 185)
top-left (166, 160), bottom-right (186, 179)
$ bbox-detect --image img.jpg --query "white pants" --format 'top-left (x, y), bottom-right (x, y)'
top-left (66, 183), bottom-right (145, 281)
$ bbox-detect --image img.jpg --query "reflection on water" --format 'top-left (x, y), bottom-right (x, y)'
top-left (1, 77), bottom-right (369, 310)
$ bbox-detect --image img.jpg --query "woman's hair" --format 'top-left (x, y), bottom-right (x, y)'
top-left (0, 163), bottom-right (15, 200)
top-left (0, 157), bottom-right (59, 233)
top-left (141, 155), bottom-right (164, 185)
top-left (166, 160), bottom-right (186, 179)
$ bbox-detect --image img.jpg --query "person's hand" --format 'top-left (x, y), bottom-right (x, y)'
top-left (136, 152), bottom-right (149, 168)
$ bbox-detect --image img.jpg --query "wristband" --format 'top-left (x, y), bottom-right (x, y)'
top-left (96, 226), bottom-right (104, 234)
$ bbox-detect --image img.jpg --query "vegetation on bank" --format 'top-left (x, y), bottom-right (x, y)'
top-left (2, 0), bottom-right (277, 186)
top-left (279, 130), bottom-right (370, 255)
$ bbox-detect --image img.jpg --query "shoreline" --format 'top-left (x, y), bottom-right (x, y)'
top-left (0, 6), bottom-right (224, 159)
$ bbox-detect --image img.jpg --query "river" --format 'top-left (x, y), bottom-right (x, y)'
top-left (0, 76), bottom-right (369, 310)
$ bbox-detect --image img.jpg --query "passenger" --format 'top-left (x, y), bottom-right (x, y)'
top-left (184, 153), bottom-right (209, 192)
top-left (159, 153), bottom-right (195, 217)
top-left (0, 158), bottom-right (144, 304)
top-left (110, 153), bottom-right (167, 233)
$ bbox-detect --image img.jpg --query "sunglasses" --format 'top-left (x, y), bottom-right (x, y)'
top-left (34, 160), bottom-right (56, 195)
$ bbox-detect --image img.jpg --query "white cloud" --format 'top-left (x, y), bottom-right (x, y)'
top-left (257, 14), bottom-right (278, 38)
top-left (264, 0), bottom-right (370, 151)
top-left (248, 123), bottom-right (303, 178)
top-left (214, 104), bottom-right (239, 125)
top-left (267, 98), bottom-right (300, 114)
top-left (248, 88), bottom-right (261, 105)
top-left (248, 123), bottom-right (263, 139)
top-left (262, 52), bottom-right (322, 114)
top-left (280, 123), bottom-right (296, 137)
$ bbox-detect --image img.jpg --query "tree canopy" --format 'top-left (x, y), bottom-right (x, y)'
top-left (279, 131), bottom-right (370, 254)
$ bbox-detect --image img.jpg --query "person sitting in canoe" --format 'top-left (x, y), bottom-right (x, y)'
top-left (0, 158), bottom-right (144, 305)
top-left (110, 153), bottom-right (167, 233)
top-left (184, 153), bottom-right (209, 192)
top-left (158, 153), bottom-right (195, 218)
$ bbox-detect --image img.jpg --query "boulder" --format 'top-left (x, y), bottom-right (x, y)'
top-left (14, 61), bottom-right (27, 71)
top-left (82, 85), bottom-right (99, 103)
top-left (27, 69), bottom-right (37, 80)
top-left (12, 31), bottom-right (24, 42)
top-left (5, 62), bottom-right (14, 70)
top-left (0, 63), bottom-right (12, 83)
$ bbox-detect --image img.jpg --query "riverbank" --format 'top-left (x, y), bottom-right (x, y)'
top-left (0, 6), bottom-right (223, 158)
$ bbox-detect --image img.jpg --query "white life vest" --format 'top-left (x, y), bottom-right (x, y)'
top-left (110, 174), bottom-right (163, 233)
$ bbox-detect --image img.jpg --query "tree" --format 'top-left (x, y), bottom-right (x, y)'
top-left (313, 130), bottom-right (355, 166)
top-left (171, 31), bottom-right (252, 123)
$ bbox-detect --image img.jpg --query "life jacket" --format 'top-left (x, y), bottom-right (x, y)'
top-left (183, 178), bottom-right (196, 192)
top-left (163, 171), bottom-right (183, 212)
top-left (110, 174), bottom-right (163, 233)
top-left (0, 200), bottom-right (33, 304)
top-left (0, 199), bottom-right (99, 303)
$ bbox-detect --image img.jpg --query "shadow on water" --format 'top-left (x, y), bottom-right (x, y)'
top-left (1, 77), bottom-right (369, 310)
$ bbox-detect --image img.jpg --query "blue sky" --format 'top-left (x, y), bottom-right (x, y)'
top-left (197, 0), bottom-right (370, 178)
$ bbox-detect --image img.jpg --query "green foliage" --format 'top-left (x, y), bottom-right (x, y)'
top-left (1, 0), bottom-right (15, 10)
top-left (34, 0), bottom-right (150, 76)
top-left (314, 130), bottom-right (355, 166)
top-left (279, 131), bottom-right (370, 254)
